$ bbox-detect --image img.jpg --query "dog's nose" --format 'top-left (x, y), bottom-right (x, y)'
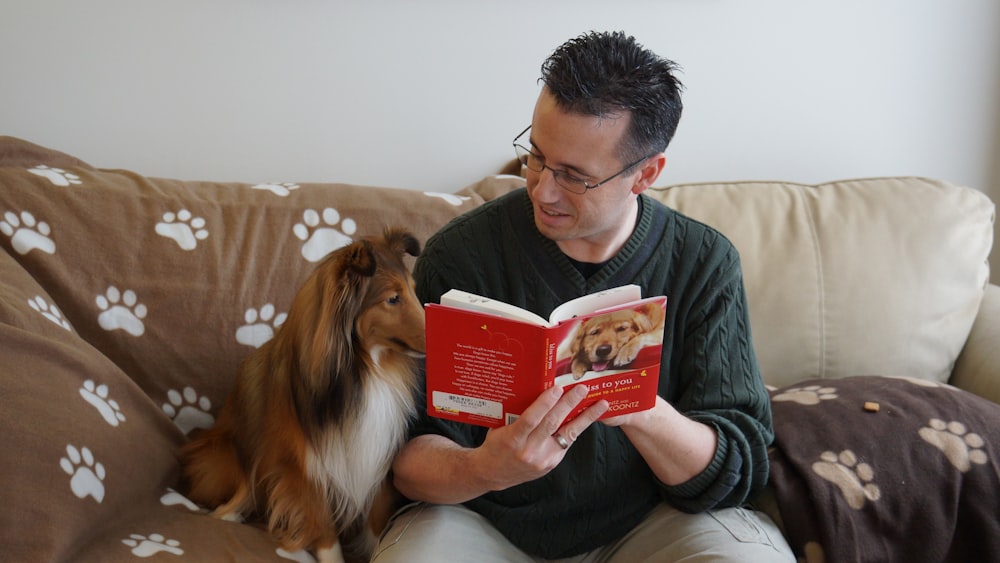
top-left (596, 344), bottom-right (613, 358)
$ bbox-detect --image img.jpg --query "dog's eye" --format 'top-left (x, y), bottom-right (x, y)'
top-left (387, 294), bottom-right (401, 305)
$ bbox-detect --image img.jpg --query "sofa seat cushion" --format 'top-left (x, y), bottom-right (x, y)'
top-left (768, 375), bottom-right (1000, 562)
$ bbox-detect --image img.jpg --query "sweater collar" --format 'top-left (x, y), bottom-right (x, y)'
top-left (506, 189), bottom-right (666, 295)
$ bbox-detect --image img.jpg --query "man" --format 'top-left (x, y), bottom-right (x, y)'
top-left (373, 31), bottom-right (792, 561)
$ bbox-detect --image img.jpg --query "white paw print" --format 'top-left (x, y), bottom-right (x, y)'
top-left (772, 385), bottom-right (838, 405)
top-left (79, 379), bottom-right (126, 427)
top-left (28, 295), bottom-right (72, 331)
top-left (919, 418), bottom-right (988, 473)
top-left (60, 445), bottom-right (106, 503)
top-left (28, 165), bottom-right (82, 187)
top-left (96, 286), bottom-right (147, 337)
top-left (812, 449), bottom-right (880, 510)
top-left (162, 387), bottom-right (214, 435)
top-left (0, 210), bottom-right (55, 255)
top-left (423, 191), bottom-right (471, 206)
top-left (235, 304), bottom-right (287, 348)
top-left (159, 488), bottom-right (202, 512)
top-left (155, 209), bottom-right (209, 251)
top-left (122, 533), bottom-right (184, 557)
top-left (252, 182), bottom-right (300, 197)
top-left (293, 207), bottom-right (356, 262)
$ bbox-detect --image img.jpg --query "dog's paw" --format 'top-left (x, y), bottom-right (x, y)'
top-left (613, 338), bottom-right (643, 367)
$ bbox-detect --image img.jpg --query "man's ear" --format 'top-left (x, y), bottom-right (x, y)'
top-left (631, 153), bottom-right (666, 195)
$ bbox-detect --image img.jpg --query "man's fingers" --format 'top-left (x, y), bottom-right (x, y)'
top-left (557, 398), bottom-right (609, 448)
top-left (510, 384), bottom-right (606, 452)
top-left (533, 384), bottom-right (589, 441)
top-left (510, 385), bottom-right (565, 437)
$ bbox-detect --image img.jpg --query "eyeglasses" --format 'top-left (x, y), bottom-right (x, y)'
top-left (513, 125), bottom-right (655, 194)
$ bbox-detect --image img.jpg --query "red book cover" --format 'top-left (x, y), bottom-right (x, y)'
top-left (425, 285), bottom-right (666, 428)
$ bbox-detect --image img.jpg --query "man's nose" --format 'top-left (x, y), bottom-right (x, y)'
top-left (529, 166), bottom-right (562, 199)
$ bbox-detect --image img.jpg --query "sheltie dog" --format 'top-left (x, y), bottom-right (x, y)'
top-left (179, 228), bottom-right (424, 563)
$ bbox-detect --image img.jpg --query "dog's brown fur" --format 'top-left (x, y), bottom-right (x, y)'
top-left (569, 302), bottom-right (665, 380)
top-left (179, 228), bottom-right (424, 563)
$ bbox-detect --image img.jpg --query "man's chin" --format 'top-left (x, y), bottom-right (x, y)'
top-left (534, 220), bottom-right (572, 242)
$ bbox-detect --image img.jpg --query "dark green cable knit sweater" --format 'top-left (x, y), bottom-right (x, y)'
top-left (410, 188), bottom-right (773, 558)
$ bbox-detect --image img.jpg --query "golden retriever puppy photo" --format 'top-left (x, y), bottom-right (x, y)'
top-left (568, 302), bottom-right (665, 380)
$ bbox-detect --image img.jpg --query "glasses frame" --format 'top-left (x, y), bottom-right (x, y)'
top-left (513, 125), bottom-right (655, 194)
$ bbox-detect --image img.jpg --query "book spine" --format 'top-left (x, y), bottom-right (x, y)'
top-left (544, 335), bottom-right (556, 385)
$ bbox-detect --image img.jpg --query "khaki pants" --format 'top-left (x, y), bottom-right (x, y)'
top-left (371, 502), bottom-right (793, 563)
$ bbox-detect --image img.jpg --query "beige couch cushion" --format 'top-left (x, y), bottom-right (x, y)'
top-left (646, 178), bottom-right (995, 387)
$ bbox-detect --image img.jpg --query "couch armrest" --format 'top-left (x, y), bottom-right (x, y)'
top-left (951, 283), bottom-right (1000, 403)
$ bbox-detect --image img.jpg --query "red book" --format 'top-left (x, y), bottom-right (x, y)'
top-left (425, 285), bottom-right (667, 428)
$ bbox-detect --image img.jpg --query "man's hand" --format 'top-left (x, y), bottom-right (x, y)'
top-left (392, 384), bottom-right (608, 504)
top-left (599, 396), bottom-right (718, 486)
top-left (470, 384), bottom-right (609, 492)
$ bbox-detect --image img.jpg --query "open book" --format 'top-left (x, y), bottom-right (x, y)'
top-left (424, 285), bottom-right (667, 428)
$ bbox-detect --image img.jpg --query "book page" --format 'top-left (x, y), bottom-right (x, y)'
top-left (547, 284), bottom-right (643, 323)
top-left (439, 289), bottom-right (550, 326)
top-left (425, 305), bottom-right (553, 427)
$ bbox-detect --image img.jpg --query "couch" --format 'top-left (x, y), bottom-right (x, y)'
top-left (2, 135), bottom-right (997, 562)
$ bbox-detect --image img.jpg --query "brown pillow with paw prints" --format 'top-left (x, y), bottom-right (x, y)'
top-left (767, 375), bottom-right (1000, 562)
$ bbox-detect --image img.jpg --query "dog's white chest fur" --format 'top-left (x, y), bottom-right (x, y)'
top-left (305, 364), bottom-right (415, 523)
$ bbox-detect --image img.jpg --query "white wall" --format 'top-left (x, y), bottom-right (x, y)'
top-left (3, 2), bottom-right (999, 223)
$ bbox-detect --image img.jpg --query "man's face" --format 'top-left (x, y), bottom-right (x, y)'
top-left (524, 90), bottom-right (648, 263)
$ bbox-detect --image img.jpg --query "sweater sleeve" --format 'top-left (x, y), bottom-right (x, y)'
top-left (655, 242), bottom-right (773, 512)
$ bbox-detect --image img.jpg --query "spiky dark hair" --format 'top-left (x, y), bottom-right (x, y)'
top-left (540, 31), bottom-right (684, 163)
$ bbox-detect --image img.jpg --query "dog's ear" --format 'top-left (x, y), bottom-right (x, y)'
top-left (292, 240), bottom-right (376, 388)
top-left (342, 239), bottom-right (377, 278)
top-left (382, 227), bottom-right (420, 258)
top-left (631, 303), bottom-right (664, 333)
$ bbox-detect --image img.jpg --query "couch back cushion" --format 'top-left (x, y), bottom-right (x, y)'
top-left (646, 178), bottom-right (994, 387)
